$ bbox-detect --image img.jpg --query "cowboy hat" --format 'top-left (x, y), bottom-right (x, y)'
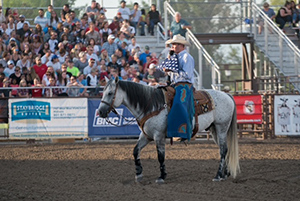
top-left (166, 34), bottom-right (191, 46)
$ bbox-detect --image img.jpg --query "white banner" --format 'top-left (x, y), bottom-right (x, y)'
top-left (9, 98), bottom-right (88, 139)
top-left (274, 95), bottom-right (300, 136)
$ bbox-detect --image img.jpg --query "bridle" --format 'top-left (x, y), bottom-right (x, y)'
top-left (100, 81), bottom-right (166, 128)
top-left (100, 81), bottom-right (139, 126)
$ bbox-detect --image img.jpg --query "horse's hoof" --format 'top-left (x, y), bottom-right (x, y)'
top-left (212, 176), bottom-right (225, 182)
top-left (155, 178), bottom-right (165, 184)
top-left (135, 174), bottom-right (143, 182)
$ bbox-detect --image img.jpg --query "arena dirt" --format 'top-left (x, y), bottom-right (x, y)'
top-left (0, 137), bottom-right (300, 201)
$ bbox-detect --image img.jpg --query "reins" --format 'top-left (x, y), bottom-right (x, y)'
top-left (101, 83), bottom-right (166, 129)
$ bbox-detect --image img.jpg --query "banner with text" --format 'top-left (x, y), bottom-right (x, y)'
top-left (88, 99), bottom-right (140, 137)
top-left (234, 95), bottom-right (263, 124)
top-left (274, 95), bottom-right (300, 136)
top-left (9, 98), bottom-right (88, 139)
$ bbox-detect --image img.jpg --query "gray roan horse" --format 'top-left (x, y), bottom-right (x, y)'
top-left (98, 77), bottom-right (240, 183)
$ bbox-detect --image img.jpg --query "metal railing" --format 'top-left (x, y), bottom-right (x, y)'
top-left (252, 3), bottom-right (300, 59)
top-left (164, 1), bottom-right (221, 90)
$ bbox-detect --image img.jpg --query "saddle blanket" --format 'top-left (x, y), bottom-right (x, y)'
top-left (163, 85), bottom-right (214, 140)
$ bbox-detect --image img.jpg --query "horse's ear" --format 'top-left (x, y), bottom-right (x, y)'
top-left (105, 76), bottom-right (109, 83)
top-left (115, 76), bottom-right (119, 84)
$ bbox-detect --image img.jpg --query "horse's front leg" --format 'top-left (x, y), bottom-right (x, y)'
top-left (155, 137), bottom-right (167, 183)
top-left (133, 133), bottom-right (150, 182)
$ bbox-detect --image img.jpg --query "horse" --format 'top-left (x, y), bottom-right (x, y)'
top-left (98, 77), bottom-right (240, 183)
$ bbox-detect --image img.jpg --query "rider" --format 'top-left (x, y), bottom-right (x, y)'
top-left (161, 34), bottom-right (195, 140)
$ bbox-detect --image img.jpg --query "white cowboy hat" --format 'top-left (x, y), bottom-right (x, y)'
top-left (166, 34), bottom-right (191, 46)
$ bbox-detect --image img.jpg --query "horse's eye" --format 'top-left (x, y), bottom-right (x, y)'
top-left (108, 92), bottom-right (113, 96)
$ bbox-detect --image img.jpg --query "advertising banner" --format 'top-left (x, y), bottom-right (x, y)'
top-left (9, 98), bottom-right (88, 139)
top-left (88, 99), bottom-right (140, 137)
top-left (274, 95), bottom-right (300, 136)
top-left (234, 95), bottom-right (263, 124)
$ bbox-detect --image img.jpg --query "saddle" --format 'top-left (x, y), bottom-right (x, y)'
top-left (162, 85), bottom-right (214, 136)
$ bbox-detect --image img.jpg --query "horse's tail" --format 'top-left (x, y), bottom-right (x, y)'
top-left (226, 95), bottom-right (240, 178)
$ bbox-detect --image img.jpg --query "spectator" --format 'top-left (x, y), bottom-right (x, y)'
top-left (170, 12), bottom-right (192, 38)
top-left (9, 66), bottom-right (22, 85)
top-left (130, 2), bottom-right (144, 36)
top-left (139, 45), bottom-right (151, 65)
top-left (275, 1), bottom-right (293, 29)
top-left (17, 79), bottom-right (30, 98)
top-left (67, 59), bottom-right (80, 77)
top-left (41, 49), bottom-right (53, 64)
top-left (67, 75), bottom-right (84, 97)
top-left (102, 34), bottom-right (118, 57)
top-left (46, 54), bottom-right (61, 72)
top-left (99, 62), bottom-right (108, 80)
top-left (16, 15), bottom-right (30, 30)
top-left (110, 68), bottom-right (122, 80)
top-left (9, 78), bottom-right (19, 97)
top-left (16, 22), bottom-right (32, 42)
top-left (34, 9), bottom-right (49, 29)
top-left (127, 37), bottom-right (140, 53)
top-left (118, 0), bottom-right (131, 21)
top-left (49, 10), bottom-right (61, 29)
top-left (100, 49), bottom-right (111, 65)
top-left (86, 67), bottom-right (99, 96)
top-left (31, 34), bottom-right (43, 56)
top-left (4, 60), bottom-right (15, 77)
top-left (33, 56), bottom-right (48, 80)
top-left (291, 1), bottom-right (300, 26)
top-left (77, 73), bottom-right (89, 96)
top-left (44, 5), bottom-right (54, 19)
top-left (61, 4), bottom-right (71, 22)
top-left (120, 19), bottom-right (135, 39)
top-left (108, 54), bottom-right (121, 73)
top-left (99, 21), bottom-right (112, 45)
top-left (0, 78), bottom-right (12, 97)
top-left (63, 13), bottom-right (73, 30)
top-left (0, 52), bottom-right (11, 69)
top-left (11, 47), bottom-right (21, 65)
top-left (88, 38), bottom-right (100, 56)
top-left (70, 10), bottom-right (80, 24)
top-left (258, 2), bottom-right (276, 34)
top-left (109, 16), bottom-right (121, 34)
top-left (143, 63), bottom-right (166, 85)
top-left (56, 71), bottom-right (69, 96)
top-left (86, 45), bottom-right (98, 61)
top-left (75, 51), bottom-right (89, 73)
top-left (147, 4), bottom-right (161, 36)
top-left (44, 77), bottom-right (61, 97)
top-left (4, 7), bottom-right (12, 23)
top-left (0, 6), bottom-right (5, 24)
top-left (86, 22), bottom-right (101, 45)
top-left (16, 53), bottom-right (31, 70)
top-left (31, 77), bottom-right (44, 98)
top-left (6, 15), bottom-right (15, 37)
top-left (84, 58), bottom-right (96, 75)
top-left (86, 0), bottom-right (99, 22)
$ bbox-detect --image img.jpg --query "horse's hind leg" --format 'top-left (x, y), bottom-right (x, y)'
top-left (155, 137), bottom-right (167, 184)
top-left (213, 127), bottom-right (229, 181)
top-left (133, 133), bottom-right (150, 182)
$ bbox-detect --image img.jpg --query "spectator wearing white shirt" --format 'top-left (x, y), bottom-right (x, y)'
top-left (118, 0), bottom-right (131, 20)
top-left (41, 49), bottom-right (53, 64)
top-left (46, 55), bottom-right (61, 72)
top-left (83, 58), bottom-right (96, 75)
top-left (16, 15), bottom-right (30, 30)
top-left (34, 9), bottom-right (49, 29)
top-left (48, 31), bottom-right (58, 53)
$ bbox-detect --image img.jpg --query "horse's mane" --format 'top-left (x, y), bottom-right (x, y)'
top-left (118, 81), bottom-right (165, 114)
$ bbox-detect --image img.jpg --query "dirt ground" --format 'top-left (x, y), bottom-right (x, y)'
top-left (0, 137), bottom-right (300, 201)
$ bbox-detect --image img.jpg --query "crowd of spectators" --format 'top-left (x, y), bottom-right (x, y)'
top-left (0, 1), bottom-right (167, 98)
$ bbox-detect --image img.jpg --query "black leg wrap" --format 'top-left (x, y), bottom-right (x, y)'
top-left (133, 145), bottom-right (143, 176)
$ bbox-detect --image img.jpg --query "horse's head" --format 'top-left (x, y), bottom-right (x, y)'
top-left (98, 76), bottom-right (122, 118)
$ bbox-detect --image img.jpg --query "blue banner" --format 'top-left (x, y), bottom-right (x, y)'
top-left (88, 99), bottom-right (141, 137)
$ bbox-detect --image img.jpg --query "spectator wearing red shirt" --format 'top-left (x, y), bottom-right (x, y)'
top-left (33, 57), bottom-right (48, 80)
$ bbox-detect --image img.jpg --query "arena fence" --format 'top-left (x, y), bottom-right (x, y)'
top-left (1, 88), bottom-right (300, 141)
